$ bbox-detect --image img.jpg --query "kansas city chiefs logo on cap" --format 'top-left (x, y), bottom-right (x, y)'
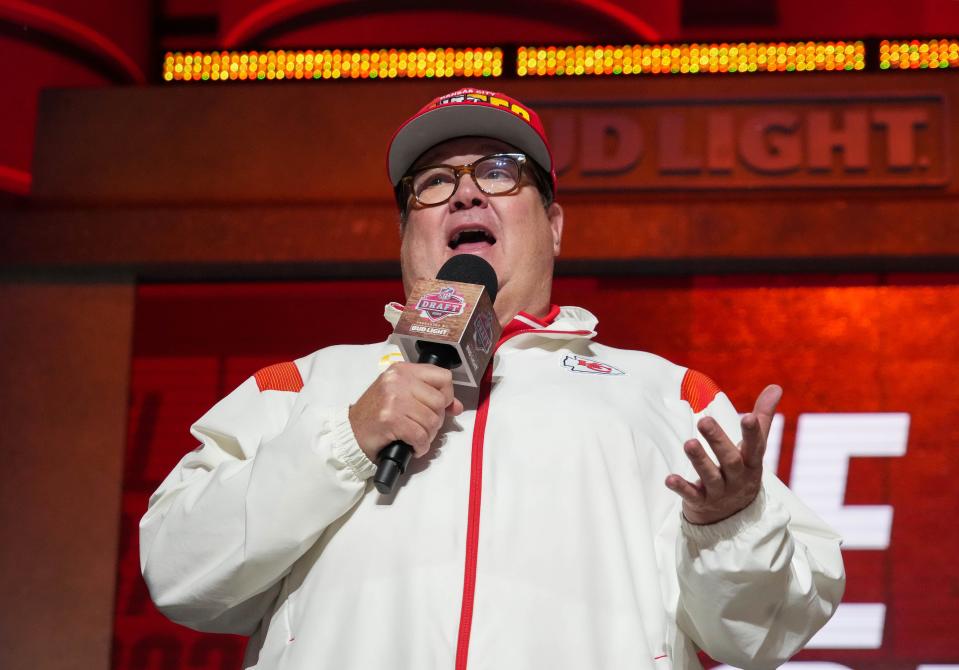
top-left (432, 88), bottom-right (532, 123)
top-left (562, 355), bottom-right (625, 376)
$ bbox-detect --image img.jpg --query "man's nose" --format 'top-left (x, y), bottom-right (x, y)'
top-left (448, 174), bottom-right (488, 211)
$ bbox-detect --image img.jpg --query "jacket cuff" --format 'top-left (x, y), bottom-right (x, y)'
top-left (680, 487), bottom-right (767, 547)
top-left (329, 406), bottom-right (376, 481)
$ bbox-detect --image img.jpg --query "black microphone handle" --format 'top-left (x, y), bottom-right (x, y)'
top-left (373, 440), bottom-right (413, 494)
top-left (372, 348), bottom-right (455, 494)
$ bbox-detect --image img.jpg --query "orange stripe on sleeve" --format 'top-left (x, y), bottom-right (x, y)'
top-left (680, 369), bottom-right (721, 413)
top-left (254, 361), bottom-right (304, 393)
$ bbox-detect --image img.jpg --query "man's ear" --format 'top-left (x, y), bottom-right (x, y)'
top-left (547, 202), bottom-right (564, 256)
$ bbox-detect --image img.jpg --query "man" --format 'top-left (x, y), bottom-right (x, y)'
top-left (141, 88), bottom-right (844, 670)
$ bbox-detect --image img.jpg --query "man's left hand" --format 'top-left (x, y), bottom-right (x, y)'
top-left (665, 384), bottom-right (782, 525)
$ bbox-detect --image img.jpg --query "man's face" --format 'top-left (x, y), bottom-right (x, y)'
top-left (399, 137), bottom-right (564, 324)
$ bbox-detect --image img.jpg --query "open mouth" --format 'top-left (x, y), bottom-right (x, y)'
top-left (448, 228), bottom-right (497, 250)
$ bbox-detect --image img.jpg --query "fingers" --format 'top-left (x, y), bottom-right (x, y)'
top-left (396, 365), bottom-right (459, 456)
top-left (680, 418), bottom-right (751, 503)
top-left (412, 363), bottom-right (459, 394)
top-left (666, 386), bottom-right (778, 522)
top-left (408, 364), bottom-right (458, 418)
top-left (348, 362), bottom-right (462, 461)
top-left (664, 474), bottom-right (705, 504)
top-left (740, 412), bottom-right (765, 469)
top-left (411, 379), bottom-right (451, 414)
top-left (401, 405), bottom-right (442, 457)
top-left (752, 384), bottom-right (783, 436)
top-left (741, 384), bottom-right (781, 469)
top-left (682, 437), bottom-right (725, 497)
top-left (397, 416), bottom-right (433, 457)
top-left (697, 417), bottom-right (744, 478)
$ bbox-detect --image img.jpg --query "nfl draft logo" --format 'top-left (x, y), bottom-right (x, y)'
top-left (473, 309), bottom-right (494, 353)
top-left (416, 286), bottom-right (466, 322)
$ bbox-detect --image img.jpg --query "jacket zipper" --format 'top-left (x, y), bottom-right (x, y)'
top-left (453, 361), bottom-right (493, 670)
top-left (452, 320), bottom-right (593, 670)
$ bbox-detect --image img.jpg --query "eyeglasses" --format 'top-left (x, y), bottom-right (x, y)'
top-left (401, 153), bottom-right (531, 208)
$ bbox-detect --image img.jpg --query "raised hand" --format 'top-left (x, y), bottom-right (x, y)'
top-left (665, 384), bottom-right (782, 525)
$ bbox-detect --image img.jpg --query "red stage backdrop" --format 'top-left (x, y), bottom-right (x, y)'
top-left (113, 273), bottom-right (959, 669)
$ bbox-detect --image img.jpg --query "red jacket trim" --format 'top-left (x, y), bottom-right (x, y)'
top-left (680, 368), bottom-right (720, 413)
top-left (501, 304), bottom-right (561, 339)
top-left (253, 362), bottom-right (304, 393)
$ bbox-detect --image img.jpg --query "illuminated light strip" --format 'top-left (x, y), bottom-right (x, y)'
top-left (880, 39), bottom-right (959, 70)
top-left (516, 41), bottom-right (866, 76)
top-left (162, 48), bottom-right (503, 82)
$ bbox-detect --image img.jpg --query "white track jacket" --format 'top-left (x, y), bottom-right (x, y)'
top-left (141, 304), bottom-right (845, 670)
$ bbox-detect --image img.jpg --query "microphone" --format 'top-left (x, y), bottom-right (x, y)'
top-left (374, 254), bottom-right (500, 494)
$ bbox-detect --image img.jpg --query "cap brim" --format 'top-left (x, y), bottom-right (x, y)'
top-left (388, 104), bottom-right (552, 185)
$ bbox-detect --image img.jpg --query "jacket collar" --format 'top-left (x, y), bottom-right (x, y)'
top-left (384, 302), bottom-right (597, 346)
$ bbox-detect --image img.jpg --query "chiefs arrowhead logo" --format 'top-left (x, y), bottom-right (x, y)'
top-left (562, 355), bottom-right (624, 376)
